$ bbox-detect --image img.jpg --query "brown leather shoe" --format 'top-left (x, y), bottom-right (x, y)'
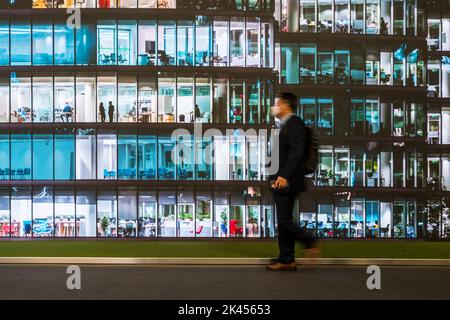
top-left (266, 262), bottom-right (297, 271)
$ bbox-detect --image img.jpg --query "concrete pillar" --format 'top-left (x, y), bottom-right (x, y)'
top-left (287, 0), bottom-right (299, 32)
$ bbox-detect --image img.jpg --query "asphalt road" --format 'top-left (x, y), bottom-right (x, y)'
top-left (0, 265), bottom-right (449, 300)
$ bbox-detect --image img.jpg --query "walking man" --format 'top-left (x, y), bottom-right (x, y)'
top-left (267, 92), bottom-right (319, 271)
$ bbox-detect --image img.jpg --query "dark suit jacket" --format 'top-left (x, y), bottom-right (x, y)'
top-left (270, 115), bottom-right (307, 193)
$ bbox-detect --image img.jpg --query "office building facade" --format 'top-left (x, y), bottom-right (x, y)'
top-left (0, 0), bottom-right (448, 239)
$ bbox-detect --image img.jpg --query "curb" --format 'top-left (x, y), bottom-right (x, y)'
top-left (0, 257), bottom-right (450, 266)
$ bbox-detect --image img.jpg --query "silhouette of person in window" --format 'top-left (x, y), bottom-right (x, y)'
top-left (108, 101), bottom-right (115, 123)
top-left (99, 102), bottom-right (106, 122)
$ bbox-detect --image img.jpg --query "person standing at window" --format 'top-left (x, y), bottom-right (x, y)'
top-left (99, 102), bottom-right (106, 122)
top-left (108, 101), bottom-right (115, 123)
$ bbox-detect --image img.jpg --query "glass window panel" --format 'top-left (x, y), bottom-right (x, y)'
top-left (335, 148), bottom-right (349, 186)
top-left (196, 191), bottom-right (212, 237)
top-left (97, 74), bottom-right (117, 122)
top-left (213, 18), bottom-right (228, 66)
top-left (230, 131), bottom-right (244, 180)
top-left (11, 133), bottom-right (32, 180)
top-left (335, 0), bottom-right (349, 33)
top-left (318, 0), bottom-right (332, 33)
top-left (230, 80), bottom-right (243, 123)
top-left (246, 80), bottom-right (259, 124)
top-left (195, 137), bottom-right (213, 180)
top-left (213, 135), bottom-right (230, 180)
top-left (351, 0), bottom-right (364, 34)
top-left (318, 50), bottom-right (333, 84)
top-left (138, 20), bottom-right (156, 66)
top-left (0, 135), bottom-right (9, 180)
top-left (177, 77), bottom-right (194, 123)
top-left (177, 191), bottom-right (194, 237)
top-left (158, 191), bottom-right (176, 237)
top-left (118, 134), bottom-right (137, 180)
top-left (300, 44), bottom-right (316, 84)
top-left (0, 20), bottom-right (9, 65)
top-left (33, 21), bottom-right (53, 65)
top-left (195, 16), bottom-right (211, 66)
top-left (0, 189), bottom-right (10, 237)
top-left (195, 77), bottom-right (211, 123)
top-left (11, 188), bottom-right (32, 237)
top-left (281, 43), bottom-right (299, 84)
top-left (158, 21), bottom-right (175, 66)
top-left (350, 200), bottom-right (364, 237)
top-left (118, 75), bottom-right (137, 122)
top-left (212, 77), bottom-right (228, 123)
top-left (98, 20), bottom-right (117, 65)
top-left (335, 50), bottom-right (349, 84)
top-left (76, 190), bottom-right (96, 237)
top-left (76, 74), bottom-right (96, 122)
top-left (317, 204), bottom-right (333, 237)
top-left (76, 129), bottom-right (96, 179)
top-left (11, 75), bottom-right (32, 123)
top-left (175, 134), bottom-right (194, 180)
top-left (158, 136), bottom-right (175, 180)
top-left (11, 20), bottom-right (31, 66)
top-left (138, 190), bottom-right (156, 237)
top-left (137, 76), bottom-right (157, 123)
top-left (97, 190), bottom-right (117, 237)
top-left (158, 76), bottom-right (175, 122)
top-left (55, 133), bottom-right (75, 180)
top-left (54, 189), bottom-right (75, 237)
top-left (380, 0), bottom-right (392, 34)
top-left (300, 0), bottom-right (316, 32)
top-left (230, 18), bottom-right (245, 66)
top-left (33, 134), bottom-right (54, 180)
top-left (55, 20), bottom-right (75, 65)
top-left (0, 77), bottom-right (9, 122)
top-left (138, 135), bottom-right (156, 180)
top-left (213, 191), bottom-right (229, 237)
top-left (177, 20), bottom-right (194, 66)
top-left (246, 18), bottom-right (259, 67)
top-left (55, 75), bottom-right (75, 123)
top-left (318, 98), bottom-right (333, 135)
top-left (335, 206), bottom-right (350, 237)
top-left (118, 20), bottom-right (137, 65)
top-left (366, 0), bottom-right (379, 34)
top-left (118, 189), bottom-right (137, 237)
top-left (33, 76), bottom-right (53, 122)
top-left (118, 0), bottom-right (137, 7)
top-left (76, 18), bottom-right (96, 65)
top-left (393, 0), bottom-right (404, 35)
top-left (32, 187), bottom-right (54, 237)
top-left (98, 133), bottom-right (117, 180)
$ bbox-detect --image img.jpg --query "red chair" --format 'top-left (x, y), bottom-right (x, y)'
top-left (230, 220), bottom-right (243, 236)
top-left (190, 225), bottom-right (204, 235)
top-left (2, 224), bottom-right (12, 236)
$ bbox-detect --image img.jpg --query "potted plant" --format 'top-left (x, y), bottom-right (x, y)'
top-left (100, 215), bottom-right (110, 237)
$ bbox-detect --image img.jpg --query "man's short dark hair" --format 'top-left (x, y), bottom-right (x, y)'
top-left (276, 92), bottom-right (298, 111)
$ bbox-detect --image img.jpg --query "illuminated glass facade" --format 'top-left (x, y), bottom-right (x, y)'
top-left (0, 0), bottom-right (449, 238)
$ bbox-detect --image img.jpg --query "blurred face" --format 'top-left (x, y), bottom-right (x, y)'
top-left (271, 98), bottom-right (291, 119)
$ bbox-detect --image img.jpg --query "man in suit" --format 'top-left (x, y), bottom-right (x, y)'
top-left (267, 92), bottom-right (319, 271)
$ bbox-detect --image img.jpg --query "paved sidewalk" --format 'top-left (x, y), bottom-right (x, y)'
top-left (0, 265), bottom-right (449, 299)
top-left (1, 257), bottom-right (450, 266)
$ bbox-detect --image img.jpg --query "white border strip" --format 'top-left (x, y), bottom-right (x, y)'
top-left (0, 257), bottom-right (450, 266)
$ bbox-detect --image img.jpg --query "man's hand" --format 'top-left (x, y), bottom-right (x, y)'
top-left (272, 176), bottom-right (288, 189)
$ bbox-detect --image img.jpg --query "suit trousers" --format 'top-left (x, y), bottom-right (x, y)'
top-left (273, 192), bottom-right (316, 263)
